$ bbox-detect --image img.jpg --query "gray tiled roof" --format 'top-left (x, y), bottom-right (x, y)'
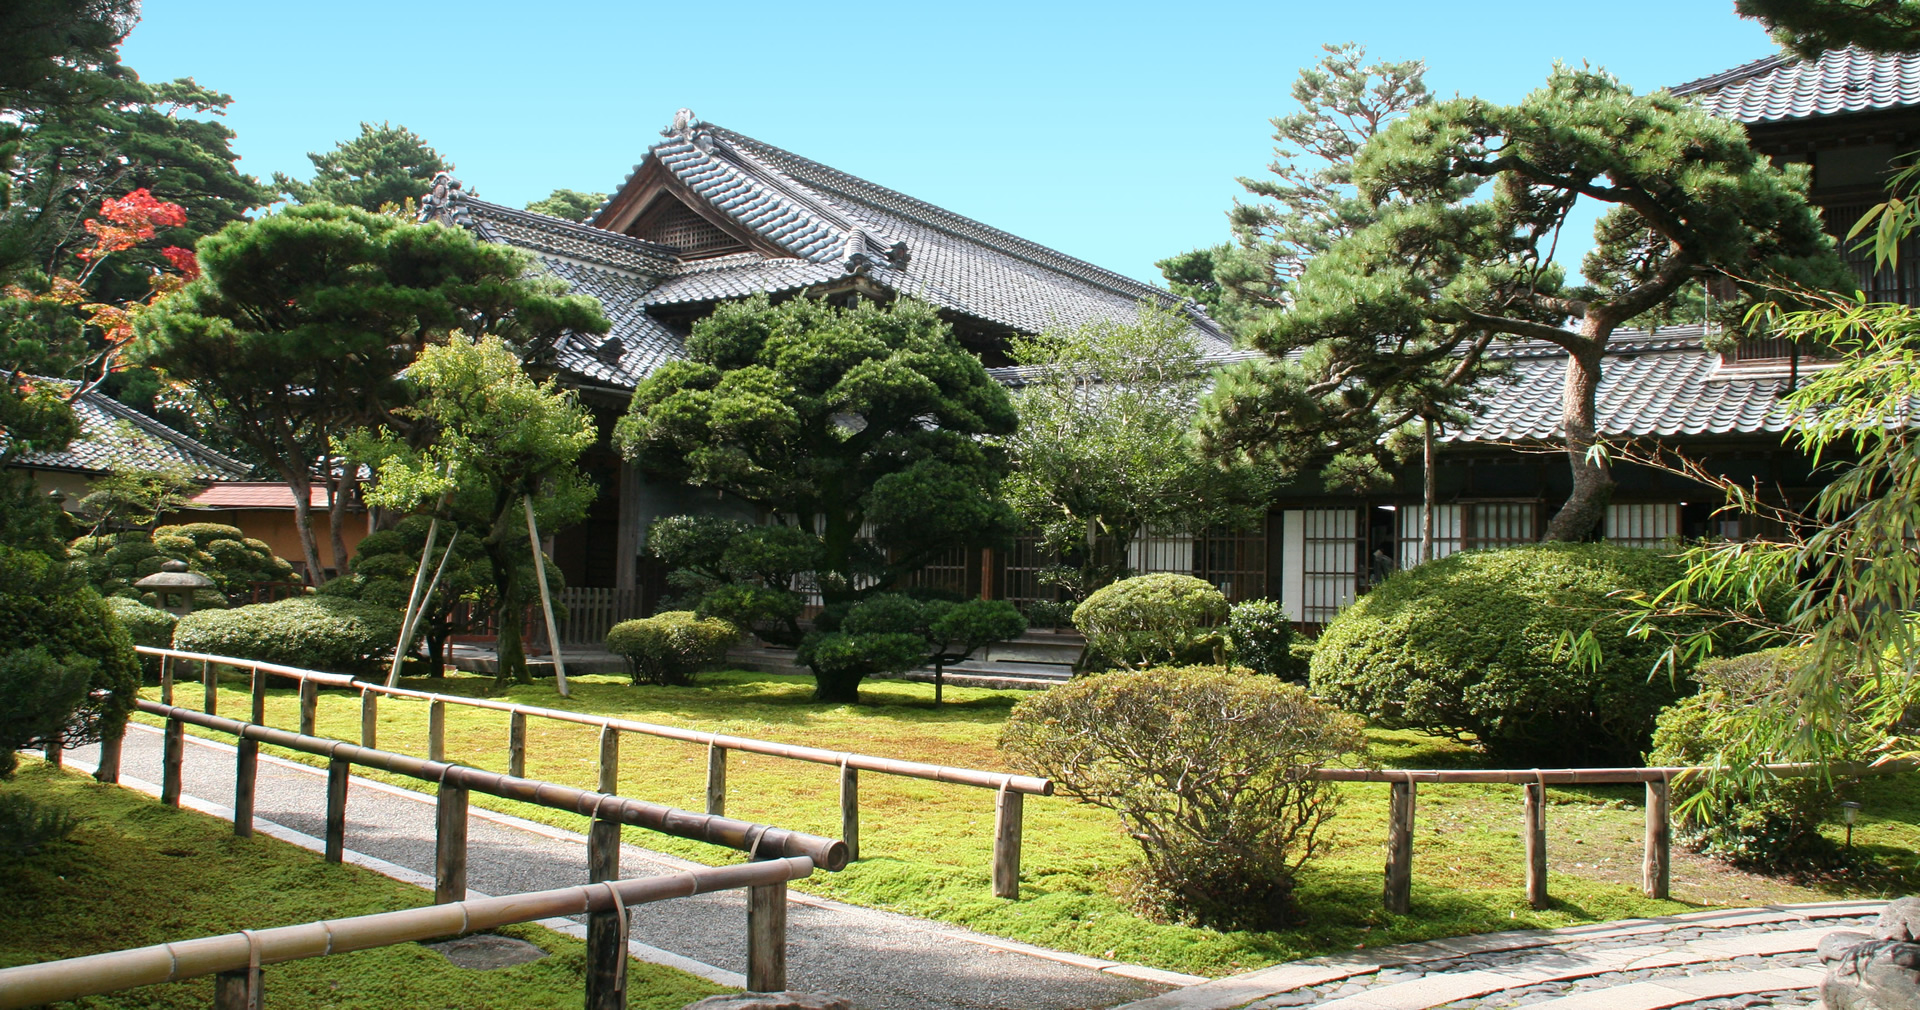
top-left (1673, 46), bottom-right (1920, 122)
top-left (465, 201), bottom-right (675, 279)
top-left (11, 385), bottom-right (251, 480)
top-left (538, 258), bottom-right (688, 388)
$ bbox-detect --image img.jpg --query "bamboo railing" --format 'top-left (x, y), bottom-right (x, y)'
top-left (0, 857), bottom-right (817, 1010)
top-left (134, 645), bottom-right (1051, 898)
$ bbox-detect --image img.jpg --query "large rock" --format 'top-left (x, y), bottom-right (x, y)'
top-left (1822, 902), bottom-right (1920, 1010)
top-left (683, 993), bottom-right (857, 1010)
top-left (1880, 898), bottom-right (1920, 942)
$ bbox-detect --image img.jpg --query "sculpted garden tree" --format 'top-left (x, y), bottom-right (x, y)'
top-left (274, 122), bottom-right (451, 212)
top-left (1206, 66), bottom-right (1850, 542)
top-left (525, 189), bottom-right (606, 223)
top-left (136, 203), bottom-right (607, 579)
top-left (1735, 0), bottom-right (1920, 55)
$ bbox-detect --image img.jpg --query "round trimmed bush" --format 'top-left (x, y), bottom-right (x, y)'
top-left (1310, 543), bottom-right (1696, 766)
top-left (606, 611), bottom-right (739, 686)
top-left (1073, 573), bottom-right (1229, 670)
top-left (1226, 598), bottom-right (1303, 679)
top-left (102, 596), bottom-right (177, 678)
top-left (0, 546), bottom-right (140, 778)
top-left (173, 595), bottom-right (401, 675)
top-left (70, 523), bottom-right (296, 608)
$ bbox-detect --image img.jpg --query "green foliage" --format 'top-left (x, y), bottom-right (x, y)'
top-left (1000, 666), bottom-right (1367, 930)
top-left (0, 792), bottom-right (79, 861)
top-left (605, 612), bottom-right (739, 687)
top-left (1311, 544), bottom-right (1695, 766)
top-left (1226, 598), bottom-right (1302, 679)
top-left (1736, 0), bottom-right (1920, 56)
top-left (274, 122), bottom-right (451, 212)
top-left (0, 545), bottom-right (139, 778)
top-left (319, 515), bottom-right (491, 674)
top-left (1073, 574), bottom-right (1228, 671)
top-left (0, 0), bottom-right (136, 113)
top-left (1023, 598), bottom-right (1075, 630)
top-left (525, 189), bottom-right (607, 223)
top-left (172, 595), bottom-right (401, 676)
top-left (71, 452), bottom-right (196, 531)
top-left (68, 522), bottom-right (294, 604)
top-left (103, 594), bottom-right (175, 678)
top-left (1153, 245), bottom-right (1236, 328)
top-left (798, 592), bottom-right (1026, 703)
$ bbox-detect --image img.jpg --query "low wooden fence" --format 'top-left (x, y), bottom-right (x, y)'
top-left (0, 856), bottom-right (815, 1009)
top-left (135, 645), bottom-right (1053, 899)
top-left (555, 587), bottom-right (644, 645)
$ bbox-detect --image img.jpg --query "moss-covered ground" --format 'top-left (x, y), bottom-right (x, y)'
top-left (0, 762), bottom-right (725, 1009)
top-left (137, 669), bottom-right (1920, 978)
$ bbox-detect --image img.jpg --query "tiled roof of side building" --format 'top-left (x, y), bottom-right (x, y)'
top-left (10, 384), bottom-right (251, 481)
top-left (461, 200), bottom-right (677, 279)
top-left (1672, 45), bottom-right (1920, 122)
top-left (539, 258), bottom-right (690, 388)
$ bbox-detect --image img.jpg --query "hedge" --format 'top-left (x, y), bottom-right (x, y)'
top-left (173, 595), bottom-right (401, 676)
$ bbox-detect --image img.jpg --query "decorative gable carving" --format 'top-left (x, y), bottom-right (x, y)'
top-left (629, 194), bottom-right (749, 259)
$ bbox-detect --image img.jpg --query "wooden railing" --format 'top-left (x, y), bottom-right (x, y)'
top-left (135, 645), bottom-right (1053, 898)
top-left (0, 857), bottom-right (816, 1009)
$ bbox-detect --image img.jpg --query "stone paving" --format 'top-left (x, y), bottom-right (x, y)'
top-left (1114, 902), bottom-right (1886, 1010)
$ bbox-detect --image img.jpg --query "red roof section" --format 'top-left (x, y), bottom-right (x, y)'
top-left (190, 483), bottom-right (336, 510)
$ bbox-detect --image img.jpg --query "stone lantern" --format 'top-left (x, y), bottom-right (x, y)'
top-left (135, 559), bottom-right (215, 617)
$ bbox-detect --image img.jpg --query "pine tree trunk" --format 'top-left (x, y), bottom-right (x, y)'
top-left (327, 468), bottom-right (354, 580)
top-left (1422, 417), bottom-right (1436, 564)
top-left (283, 465), bottom-right (325, 585)
top-left (1542, 342), bottom-right (1615, 542)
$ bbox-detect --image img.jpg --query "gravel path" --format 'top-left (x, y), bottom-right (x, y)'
top-left (59, 724), bottom-right (1173, 1010)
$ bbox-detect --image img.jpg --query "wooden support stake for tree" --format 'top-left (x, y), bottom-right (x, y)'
top-left (250, 666), bottom-right (265, 725)
top-left (1385, 778), bottom-right (1416, 915)
top-left (360, 691), bottom-right (378, 750)
top-left (95, 722), bottom-right (122, 784)
top-left (298, 679), bottom-right (317, 737)
top-left (508, 711), bottom-right (527, 779)
top-left (705, 744), bottom-right (726, 817)
top-left (598, 726), bottom-right (619, 795)
top-left (524, 496), bottom-right (570, 698)
top-left (43, 732), bottom-right (61, 769)
top-left (212, 966), bottom-right (260, 1010)
top-left (435, 783), bottom-right (469, 904)
top-left (234, 738), bottom-right (258, 838)
top-left (388, 516), bottom-right (440, 687)
top-left (428, 700), bottom-right (446, 763)
top-left (1644, 780), bottom-right (1671, 900)
top-left (585, 811), bottom-right (624, 1010)
top-left (203, 660), bottom-right (216, 715)
top-left (324, 757), bottom-right (349, 863)
top-left (992, 787), bottom-right (1023, 899)
top-left (1524, 782), bottom-right (1548, 910)
top-left (746, 877), bottom-right (787, 993)
top-left (161, 717), bottom-right (184, 808)
top-left (840, 764), bottom-right (859, 862)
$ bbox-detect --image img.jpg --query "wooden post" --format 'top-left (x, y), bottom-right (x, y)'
top-left (597, 726), bottom-right (619, 795)
top-left (250, 666), bottom-right (265, 725)
top-left (160, 654), bottom-right (173, 706)
top-left (1644, 780), bottom-right (1671, 900)
top-left (324, 757), bottom-right (349, 863)
top-left (298, 679), bottom-right (317, 737)
top-left (161, 717), bottom-right (184, 808)
top-left (705, 745), bottom-right (726, 817)
top-left (746, 876), bottom-right (787, 993)
top-left (360, 691), bottom-right (378, 749)
top-left (840, 765), bottom-right (859, 862)
top-left (992, 787), bottom-right (1023, 899)
top-left (235, 736), bottom-right (258, 838)
top-left (43, 732), bottom-right (61, 769)
top-left (95, 722), bottom-right (123, 784)
top-left (585, 811), bottom-right (624, 1010)
top-left (203, 659), bottom-right (216, 715)
top-left (1384, 778), bottom-right (1415, 915)
top-left (1524, 782), bottom-right (1549, 909)
top-left (508, 711), bottom-right (527, 779)
top-left (435, 783), bottom-right (468, 904)
top-left (428, 700), bottom-right (445, 763)
top-left (213, 966), bottom-right (260, 1010)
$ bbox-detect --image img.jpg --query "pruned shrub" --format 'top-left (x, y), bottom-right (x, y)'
top-left (102, 596), bottom-right (177, 678)
top-left (798, 593), bottom-right (1027, 703)
top-left (999, 665), bottom-right (1366, 929)
top-left (69, 523), bottom-right (296, 608)
top-left (1310, 543), bottom-right (1696, 766)
top-left (173, 595), bottom-right (401, 675)
top-left (0, 546), bottom-right (140, 778)
top-left (1073, 573), bottom-right (1228, 670)
top-left (1226, 599), bottom-right (1303, 679)
top-left (1650, 648), bottom-right (1853, 869)
top-left (606, 612), bottom-right (739, 686)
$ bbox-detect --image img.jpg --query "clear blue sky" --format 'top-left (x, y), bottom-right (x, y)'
top-left (121, 1), bottom-right (1778, 287)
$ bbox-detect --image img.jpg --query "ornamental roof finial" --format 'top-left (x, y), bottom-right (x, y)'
top-left (664, 108), bottom-right (698, 138)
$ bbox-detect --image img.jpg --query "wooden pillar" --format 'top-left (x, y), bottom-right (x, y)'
top-left (597, 726), bottom-right (619, 795)
top-left (43, 732), bottom-right (61, 769)
top-left (203, 659), bottom-right (216, 715)
top-left (324, 757), bottom-right (349, 863)
top-left (508, 711), bottom-right (527, 779)
top-left (1524, 782), bottom-right (1548, 910)
top-left (249, 666), bottom-right (266, 725)
top-left (705, 745), bottom-right (726, 817)
top-left (428, 700), bottom-right (446, 763)
top-left (160, 655), bottom-right (174, 706)
top-left (298, 679), bottom-right (317, 737)
top-left (613, 460), bottom-right (643, 594)
top-left (840, 765), bottom-right (860, 862)
top-left (992, 788), bottom-right (1023, 899)
top-left (95, 722), bottom-right (123, 784)
top-left (234, 737), bottom-right (258, 838)
top-left (585, 813), bottom-right (624, 1010)
top-left (1384, 778), bottom-right (1416, 915)
top-left (213, 967), bottom-right (260, 1010)
top-left (746, 877), bottom-right (787, 993)
top-left (160, 717), bottom-right (184, 807)
top-left (979, 547), bottom-right (995, 601)
top-left (360, 691), bottom-right (378, 750)
top-left (435, 783), bottom-right (469, 904)
top-left (1644, 780), bottom-right (1671, 900)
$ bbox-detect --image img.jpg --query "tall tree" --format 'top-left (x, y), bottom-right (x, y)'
top-left (0, 0), bottom-right (138, 114)
top-left (525, 189), bottom-right (606, 223)
top-left (274, 122), bottom-right (450, 212)
top-left (1212, 66), bottom-right (1850, 542)
top-left (136, 203), bottom-right (607, 580)
top-left (1736, 0), bottom-right (1920, 56)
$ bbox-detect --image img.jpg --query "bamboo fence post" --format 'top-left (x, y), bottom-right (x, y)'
top-left (160, 654), bottom-right (173, 706)
top-left (585, 808), bottom-right (623, 1010)
top-left (360, 691), bottom-right (378, 750)
top-left (324, 756), bottom-right (349, 863)
top-left (598, 726), bottom-right (619, 795)
top-left (212, 966), bottom-right (259, 1010)
top-left (43, 732), bottom-right (61, 769)
top-left (235, 734), bottom-right (258, 838)
top-left (1644, 779), bottom-right (1671, 900)
top-left (508, 711), bottom-right (527, 779)
top-left (298, 679), bottom-right (317, 737)
top-left (161, 717), bottom-right (184, 808)
top-left (991, 784), bottom-right (1023, 899)
top-left (95, 721), bottom-right (122, 784)
top-left (435, 782), bottom-right (469, 904)
top-left (249, 666), bottom-right (265, 725)
top-left (746, 875), bottom-right (787, 992)
top-left (840, 763), bottom-right (859, 862)
top-left (706, 743), bottom-right (726, 817)
top-left (203, 660), bottom-right (216, 715)
top-left (428, 700), bottom-right (446, 763)
top-left (1385, 777), bottom-right (1416, 915)
top-left (1524, 781), bottom-right (1549, 909)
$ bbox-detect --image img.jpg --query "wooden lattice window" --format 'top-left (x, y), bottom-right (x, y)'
top-left (1301, 509), bottom-right (1360, 624)
top-left (1000, 533), bottom-right (1054, 609)
top-left (901, 545), bottom-right (972, 597)
top-left (629, 198), bottom-right (747, 259)
top-left (1822, 201), bottom-right (1920, 307)
top-left (1606, 503), bottom-right (1680, 548)
top-left (1464, 502), bottom-right (1536, 550)
top-left (1131, 526), bottom-right (1267, 603)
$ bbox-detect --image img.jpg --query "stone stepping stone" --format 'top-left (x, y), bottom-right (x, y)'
top-left (1524, 966), bottom-right (1824, 1010)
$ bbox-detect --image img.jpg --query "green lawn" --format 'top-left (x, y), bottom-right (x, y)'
top-left (0, 762), bottom-right (725, 1009)
top-left (137, 669), bottom-right (1920, 978)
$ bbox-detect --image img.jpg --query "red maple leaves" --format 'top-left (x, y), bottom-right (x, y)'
top-left (79, 188), bottom-right (190, 261)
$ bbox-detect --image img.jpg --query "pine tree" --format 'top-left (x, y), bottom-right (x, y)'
top-left (274, 122), bottom-right (450, 212)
